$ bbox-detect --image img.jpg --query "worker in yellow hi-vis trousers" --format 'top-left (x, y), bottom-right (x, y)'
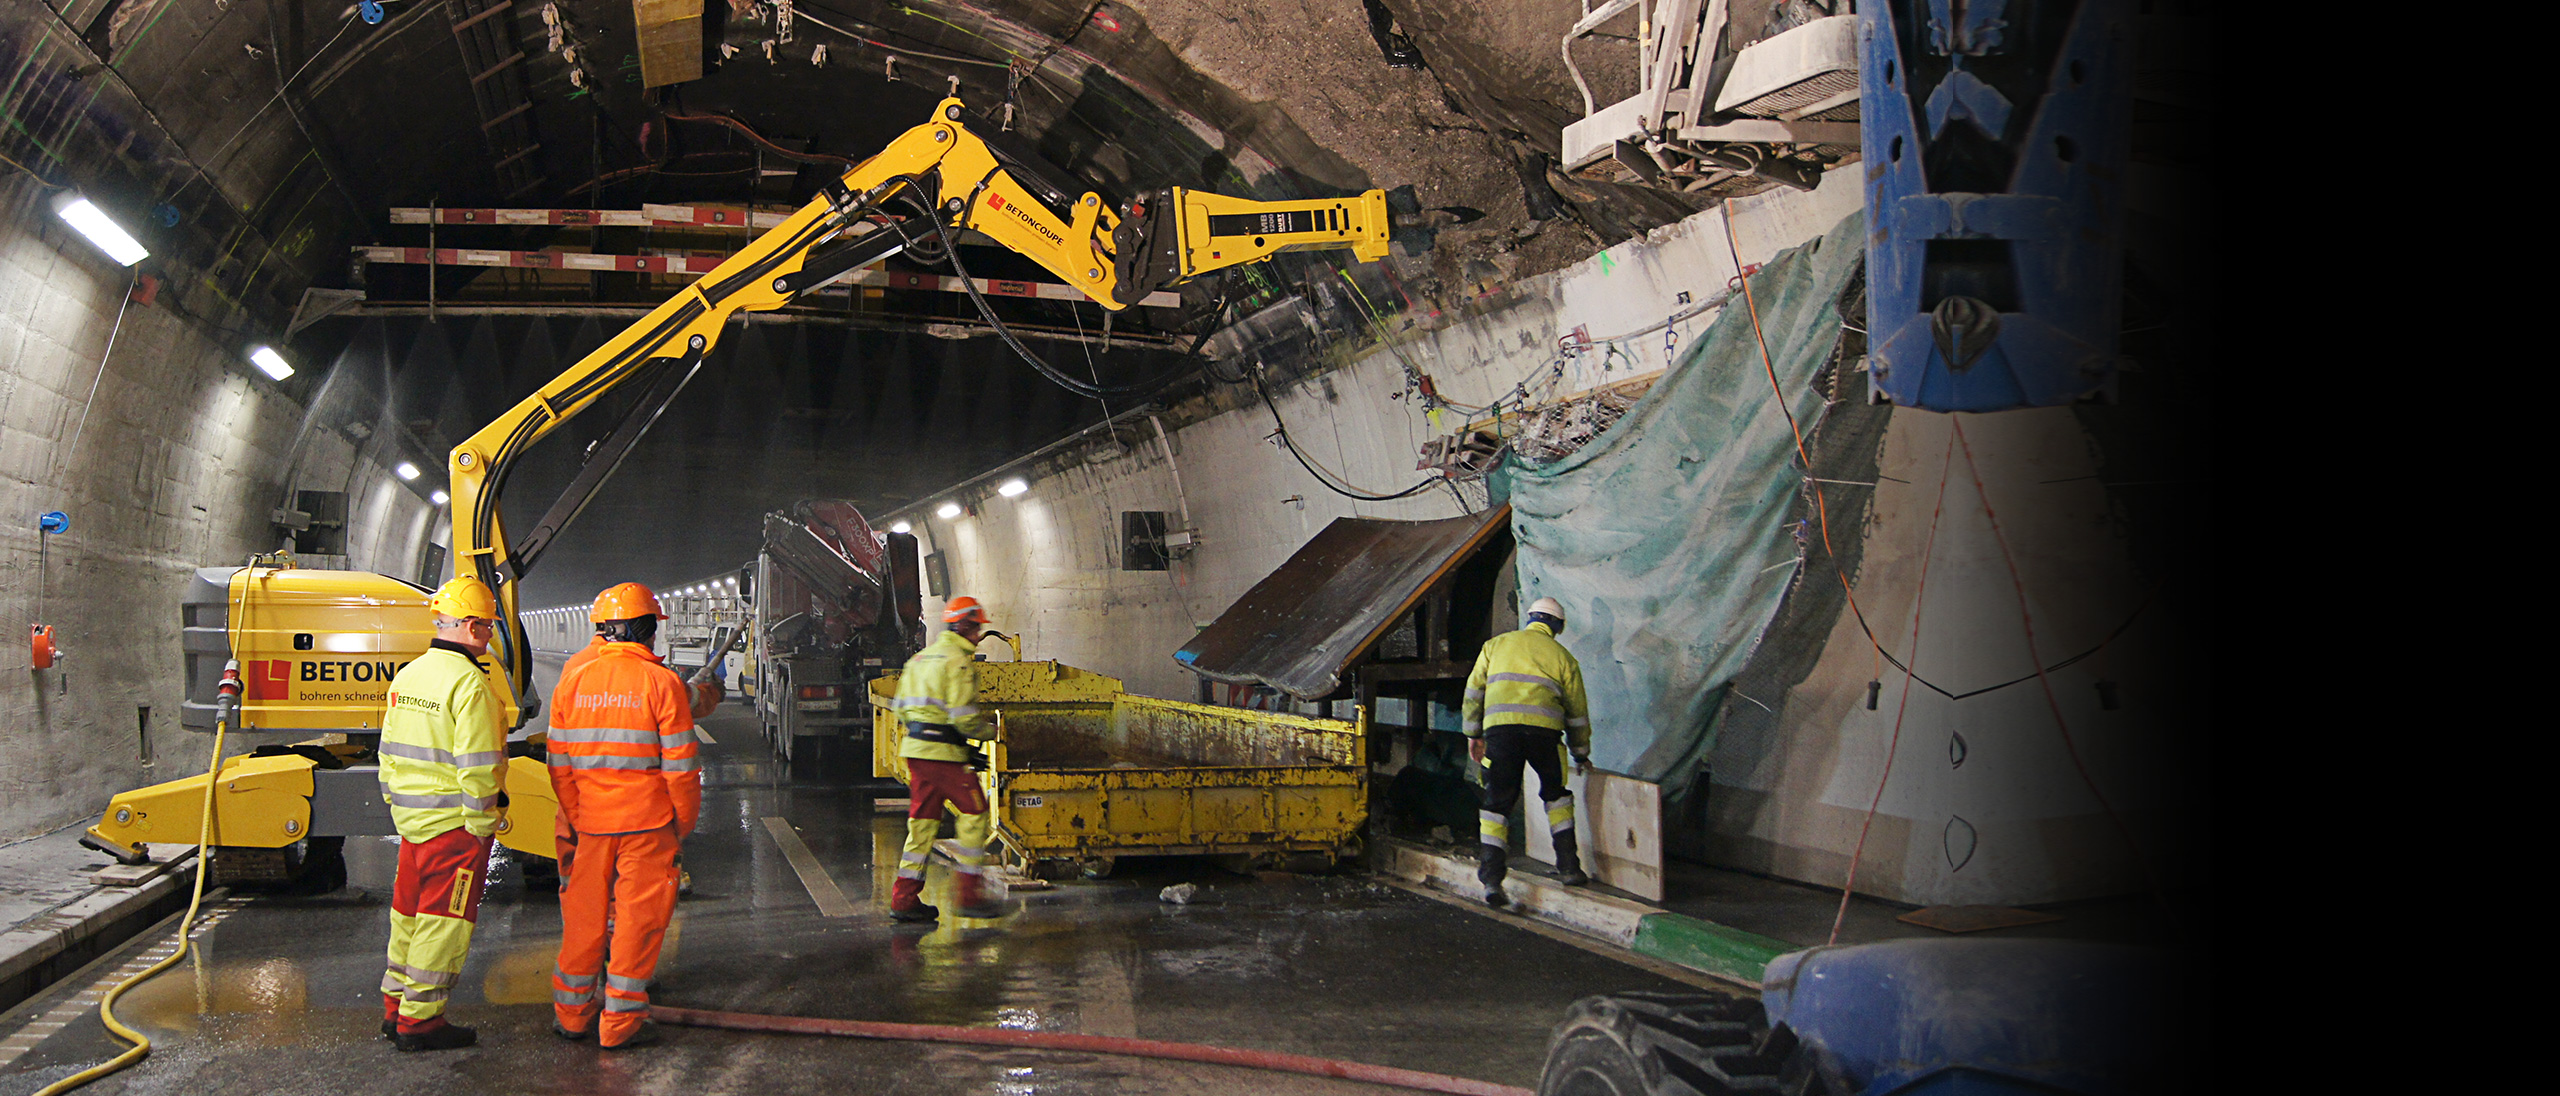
top-left (888, 596), bottom-right (1008, 924)
top-left (377, 577), bottom-right (509, 1052)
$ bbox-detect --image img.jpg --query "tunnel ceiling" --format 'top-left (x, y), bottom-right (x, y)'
top-left (26, 0), bottom-right (1820, 601)
top-left (69, 0), bottom-right (1737, 313)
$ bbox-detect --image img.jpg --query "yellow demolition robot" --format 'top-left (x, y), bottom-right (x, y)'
top-left (83, 98), bottom-right (1393, 883)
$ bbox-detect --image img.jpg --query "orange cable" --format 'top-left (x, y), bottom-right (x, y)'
top-left (1949, 420), bottom-right (2163, 902)
top-left (1830, 428), bottom-right (1955, 945)
top-left (1715, 203), bottom-right (1939, 940)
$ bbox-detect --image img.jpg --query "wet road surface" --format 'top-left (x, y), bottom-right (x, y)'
top-left (0, 681), bottom-right (1705, 1095)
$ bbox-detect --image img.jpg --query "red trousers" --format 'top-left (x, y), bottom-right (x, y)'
top-left (894, 758), bottom-right (991, 911)
top-left (552, 824), bottom-right (681, 1046)
top-left (382, 827), bottom-right (493, 1032)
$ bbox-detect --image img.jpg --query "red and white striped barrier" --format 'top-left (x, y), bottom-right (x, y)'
top-left (352, 246), bottom-right (1182, 307)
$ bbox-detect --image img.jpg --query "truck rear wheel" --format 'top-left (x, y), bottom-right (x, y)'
top-left (1538, 993), bottom-right (1785, 1096)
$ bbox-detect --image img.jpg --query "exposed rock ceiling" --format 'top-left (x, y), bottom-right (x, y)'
top-left (15, 0), bottom-right (1921, 598)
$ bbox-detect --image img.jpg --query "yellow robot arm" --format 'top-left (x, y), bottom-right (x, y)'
top-left (449, 98), bottom-right (1392, 723)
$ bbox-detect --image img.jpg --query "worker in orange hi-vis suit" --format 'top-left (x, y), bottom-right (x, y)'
top-left (545, 582), bottom-right (698, 1050)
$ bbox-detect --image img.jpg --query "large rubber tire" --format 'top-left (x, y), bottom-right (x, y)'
top-left (1538, 993), bottom-right (1786, 1096)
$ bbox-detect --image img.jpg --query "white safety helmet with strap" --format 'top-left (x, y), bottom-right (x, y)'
top-left (1527, 597), bottom-right (1567, 634)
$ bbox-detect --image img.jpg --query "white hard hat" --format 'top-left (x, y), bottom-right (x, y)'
top-left (1528, 597), bottom-right (1566, 623)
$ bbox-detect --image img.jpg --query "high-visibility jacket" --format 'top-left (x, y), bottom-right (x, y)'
top-left (1462, 622), bottom-right (1592, 753)
top-left (380, 641), bottom-right (509, 842)
top-left (546, 642), bottom-right (701, 836)
top-left (895, 629), bottom-right (987, 764)
top-left (559, 635), bottom-right (606, 683)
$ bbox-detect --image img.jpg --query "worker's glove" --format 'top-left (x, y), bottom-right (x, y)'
top-left (965, 743), bottom-right (991, 772)
top-left (1572, 754), bottom-right (1592, 775)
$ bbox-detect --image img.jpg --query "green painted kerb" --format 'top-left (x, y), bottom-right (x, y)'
top-left (1629, 913), bottom-right (1792, 985)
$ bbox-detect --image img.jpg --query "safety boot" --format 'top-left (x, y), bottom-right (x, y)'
top-left (953, 875), bottom-right (1005, 919)
top-left (600, 1021), bottom-right (661, 1050)
top-left (393, 1019), bottom-right (478, 1052)
top-left (1483, 886), bottom-right (1510, 909)
top-left (889, 901), bottom-right (940, 923)
top-left (1553, 833), bottom-right (1589, 887)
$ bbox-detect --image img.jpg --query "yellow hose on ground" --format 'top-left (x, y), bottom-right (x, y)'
top-left (33, 715), bottom-right (228, 1096)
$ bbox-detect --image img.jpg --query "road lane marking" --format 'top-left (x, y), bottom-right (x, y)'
top-left (695, 727), bottom-right (716, 745)
top-left (760, 817), bottom-right (857, 918)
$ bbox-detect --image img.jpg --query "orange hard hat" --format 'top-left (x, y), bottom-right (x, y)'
top-left (592, 582), bottom-right (666, 622)
top-left (943, 596), bottom-right (989, 626)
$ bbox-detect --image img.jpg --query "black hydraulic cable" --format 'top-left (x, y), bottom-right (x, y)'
top-left (926, 184), bottom-right (1192, 401)
top-left (1253, 372), bottom-right (1443, 503)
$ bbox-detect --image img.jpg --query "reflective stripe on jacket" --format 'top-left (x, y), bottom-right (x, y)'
top-left (546, 642), bottom-right (701, 837)
top-left (380, 644), bottom-right (508, 842)
top-left (895, 629), bottom-right (986, 763)
top-left (1462, 622), bottom-right (1591, 752)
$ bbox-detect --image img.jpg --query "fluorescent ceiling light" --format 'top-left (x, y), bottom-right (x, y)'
top-left (890, 521), bottom-right (912, 535)
top-left (53, 194), bottom-right (148, 266)
top-left (997, 479), bottom-right (1028, 498)
top-left (936, 501), bottom-right (962, 519)
top-left (430, 489), bottom-right (449, 505)
top-left (394, 462), bottom-right (421, 481)
top-left (248, 346), bottom-right (294, 380)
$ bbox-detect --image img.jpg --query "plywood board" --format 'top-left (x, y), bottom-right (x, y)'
top-left (1525, 767), bottom-right (1662, 901)
top-left (632, 0), bottom-right (704, 88)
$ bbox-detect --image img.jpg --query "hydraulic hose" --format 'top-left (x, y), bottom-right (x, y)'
top-left (650, 1005), bottom-right (1535, 1096)
top-left (34, 710), bottom-right (230, 1095)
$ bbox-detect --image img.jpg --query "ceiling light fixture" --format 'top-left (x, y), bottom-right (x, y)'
top-left (394, 462), bottom-right (420, 481)
top-left (51, 193), bottom-right (148, 266)
top-left (890, 521), bottom-right (912, 535)
top-left (248, 346), bottom-right (294, 380)
top-left (430, 489), bottom-right (449, 505)
top-left (997, 479), bottom-right (1028, 498)
top-left (936, 501), bottom-right (962, 519)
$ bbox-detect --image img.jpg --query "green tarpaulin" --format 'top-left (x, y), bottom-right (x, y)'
top-left (1495, 211), bottom-right (1863, 799)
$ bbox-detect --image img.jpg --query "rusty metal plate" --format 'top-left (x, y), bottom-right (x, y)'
top-left (1175, 505), bottom-right (1509, 699)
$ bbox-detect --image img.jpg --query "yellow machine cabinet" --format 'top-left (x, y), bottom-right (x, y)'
top-left (181, 565), bottom-right (443, 734)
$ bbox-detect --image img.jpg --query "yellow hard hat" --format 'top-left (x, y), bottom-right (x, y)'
top-left (428, 577), bottom-right (499, 621)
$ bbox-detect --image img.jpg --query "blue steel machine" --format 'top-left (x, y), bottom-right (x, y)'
top-left (1861, 0), bottom-right (2134, 411)
top-left (1539, 939), bottom-right (2163, 1096)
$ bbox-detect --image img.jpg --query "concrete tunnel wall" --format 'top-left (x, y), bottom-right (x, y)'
top-left (0, 184), bottom-right (437, 841)
top-left (887, 170), bottom-right (2170, 907)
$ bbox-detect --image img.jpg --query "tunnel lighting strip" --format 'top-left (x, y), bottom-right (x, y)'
top-left (353, 246), bottom-right (1180, 307)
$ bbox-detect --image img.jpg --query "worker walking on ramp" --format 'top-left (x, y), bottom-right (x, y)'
top-left (547, 582), bottom-right (700, 1049)
top-left (378, 577), bottom-right (510, 1051)
top-left (889, 596), bottom-right (1008, 923)
top-left (1465, 596), bottom-right (1594, 908)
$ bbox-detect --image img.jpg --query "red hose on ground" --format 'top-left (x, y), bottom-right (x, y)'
top-left (650, 1005), bottom-right (1535, 1096)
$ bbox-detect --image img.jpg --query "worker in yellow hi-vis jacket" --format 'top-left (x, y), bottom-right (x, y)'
top-left (889, 596), bottom-right (1008, 924)
top-left (1463, 596), bottom-right (1593, 908)
top-left (377, 577), bottom-right (509, 1051)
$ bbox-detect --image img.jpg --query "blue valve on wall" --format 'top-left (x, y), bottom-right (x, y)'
top-left (34, 511), bottom-right (67, 670)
